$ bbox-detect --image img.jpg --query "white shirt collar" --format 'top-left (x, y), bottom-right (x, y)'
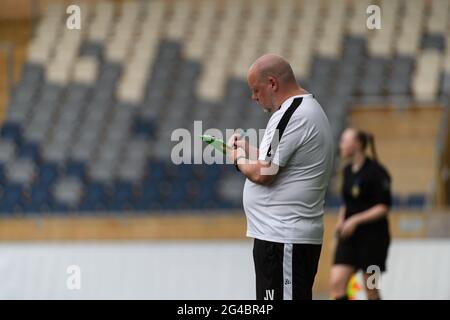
top-left (278, 94), bottom-right (312, 112)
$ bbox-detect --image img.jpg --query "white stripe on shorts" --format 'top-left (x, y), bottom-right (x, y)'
top-left (283, 243), bottom-right (293, 300)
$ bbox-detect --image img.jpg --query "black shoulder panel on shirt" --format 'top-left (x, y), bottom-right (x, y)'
top-left (266, 97), bottom-right (303, 158)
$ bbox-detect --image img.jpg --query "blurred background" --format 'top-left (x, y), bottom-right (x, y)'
top-left (0, 0), bottom-right (449, 299)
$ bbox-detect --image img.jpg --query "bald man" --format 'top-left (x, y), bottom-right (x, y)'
top-left (228, 54), bottom-right (334, 300)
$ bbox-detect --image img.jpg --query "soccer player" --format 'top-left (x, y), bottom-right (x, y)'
top-left (330, 128), bottom-right (392, 300)
top-left (228, 54), bottom-right (334, 300)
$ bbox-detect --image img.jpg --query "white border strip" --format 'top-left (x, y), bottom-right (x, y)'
top-left (283, 243), bottom-right (293, 300)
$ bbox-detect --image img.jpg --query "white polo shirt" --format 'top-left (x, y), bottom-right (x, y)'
top-left (242, 94), bottom-right (334, 244)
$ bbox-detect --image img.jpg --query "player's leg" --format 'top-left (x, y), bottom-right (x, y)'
top-left (291, 243), bottom-right (322, 300)
top-left (330, 264), bottom-right (355, 299)
top-left (360, 237), bottom-right (389, 300)
top-left (253, 238), bottom-right (284, 300)
top-left (362, 272), bottom-right (381, 300)
top-left (331, 237), bottom-right (358, 299)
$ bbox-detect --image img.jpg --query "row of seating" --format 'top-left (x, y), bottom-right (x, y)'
top-left (0, 157), bottom-right (233, 213)
top-left (1, 0), bottom-right (443, 214)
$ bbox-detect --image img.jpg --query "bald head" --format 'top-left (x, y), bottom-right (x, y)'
top-left (248, 54), bottom-right (297, 86)
top-left (247, 54), bottom-right (305, 112)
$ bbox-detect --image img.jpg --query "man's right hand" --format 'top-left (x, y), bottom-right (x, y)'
top-left (228, 133), bottom-right (258, 160)
top-left (227, 133), bottom-right (240, 150)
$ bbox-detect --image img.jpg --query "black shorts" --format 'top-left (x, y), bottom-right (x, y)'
top-left (253, 238), bottom-right (322, 300)
top-left (333, 233), bottom-right (390, 272)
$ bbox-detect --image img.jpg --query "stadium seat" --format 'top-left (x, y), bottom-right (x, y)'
top-left (0, 184), bottom-right (23, 214)
top-left (406, 194), bottom-right (427, 209)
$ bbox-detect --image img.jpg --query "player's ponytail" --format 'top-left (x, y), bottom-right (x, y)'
top-left (356, 130), bottom-right (378, 161)
top-left (367, 133), bottom-right (378, 162)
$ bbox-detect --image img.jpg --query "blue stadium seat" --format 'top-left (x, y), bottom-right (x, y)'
top-left (135, 181), bottom-right (159, 211)
top-left (204, 165), bottom-right (221, 181)
top-left (177, 164), bottom-right (193, 180)
top-left (0, 164), bottom-right (5, 183)
top-left (133, 117), bottom-right (156, 138)
top-left (1, 122), bottom-right (22, 144)
top-left (109, 181), bottom-right (135, 211)
top-left (18, 142), bottom-right (40, 162)
top-left (325, 194), bottom-right (342, 209)
top-left (80, 182), bottom-right (107, 211)
top-left (421, 33), bottom-right (445, 51)
top-left (65, 160), bottom-right (86, 179)
top-left (50, 202), bottom-right (70, 213)
top-left (391, 195), bottom-right (403, 209)
top-left (79, 41), bottom-right (103, 59)
top-left (406, 194), bottom-right (427, 209)
top-left (40, 83), bottom-right (64, 103)
top-left (167, 183), bottom-right (186, 203)
top-left (147, 160), bottom-right (165, 181)
top-left (25, 183), bottom-right (51, 212)
top-left (38, 162), bottom-right (59, 185)
top-left (0, 184), bottom-right (23, 214)
top-left (21, 63), bottom-right (44, 82)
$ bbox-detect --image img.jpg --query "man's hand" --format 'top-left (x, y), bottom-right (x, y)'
top-left (227, 133), bottom-right (239, 151)
top-left (232, 137), bottom-right (259, 161)
top-left (227, 133), bottom-right (246, 163)
top-left (227, 133), bottom-right (277, 185)
top-left (229, 146), bottom-right (246, 164)
top-left (339, 216), bottom-right (359, 239)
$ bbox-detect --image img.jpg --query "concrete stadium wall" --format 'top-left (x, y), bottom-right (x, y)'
top-left (0, 239), bottom-right (449, 299)
top-left (0, 240), bottom-right (256, 299)
top-left (0, 211), bottom-right (439, 295)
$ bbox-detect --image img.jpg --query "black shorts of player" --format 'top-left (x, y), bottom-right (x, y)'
top-left (333, 230), bottom-right (390, 272)
top-left (253, 238), bottom-right (322, 300)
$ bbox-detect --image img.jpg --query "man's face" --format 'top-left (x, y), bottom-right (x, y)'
top-left (247, 70), bottom-right (274, 112)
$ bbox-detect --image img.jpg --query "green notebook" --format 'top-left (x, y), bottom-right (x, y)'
top-left (199, 135), bottom-right (229, 154)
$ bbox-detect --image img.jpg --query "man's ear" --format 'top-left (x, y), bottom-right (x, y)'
top-left (268, 76), bottom-right (278, 91)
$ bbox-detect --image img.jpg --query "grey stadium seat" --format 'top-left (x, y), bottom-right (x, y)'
top-left (6, 158), bottom-right (36, 185)
top-left (0, 139), bottom-right (16, 163)
top-left (53, 176), bottom-right (83, 207)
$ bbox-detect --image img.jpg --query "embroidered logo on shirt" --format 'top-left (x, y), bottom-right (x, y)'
top-left (351, 184), bottom-right (360, 198)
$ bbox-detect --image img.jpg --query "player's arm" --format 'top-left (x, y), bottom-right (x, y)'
top-left (352, 170), bottom-right (391, 225)
top-left (236, 157), bottom-right (278, 185)
top-left (341, 204), bottom-right (389, 239)
top-left (228, 135), bottom-right (279, 185)
top-left (341, 173), bottom-right (391, 238)
top-left (350, 204), bottom-right (389, 225)
top-left (336, 205), bottom-right (346, 232)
